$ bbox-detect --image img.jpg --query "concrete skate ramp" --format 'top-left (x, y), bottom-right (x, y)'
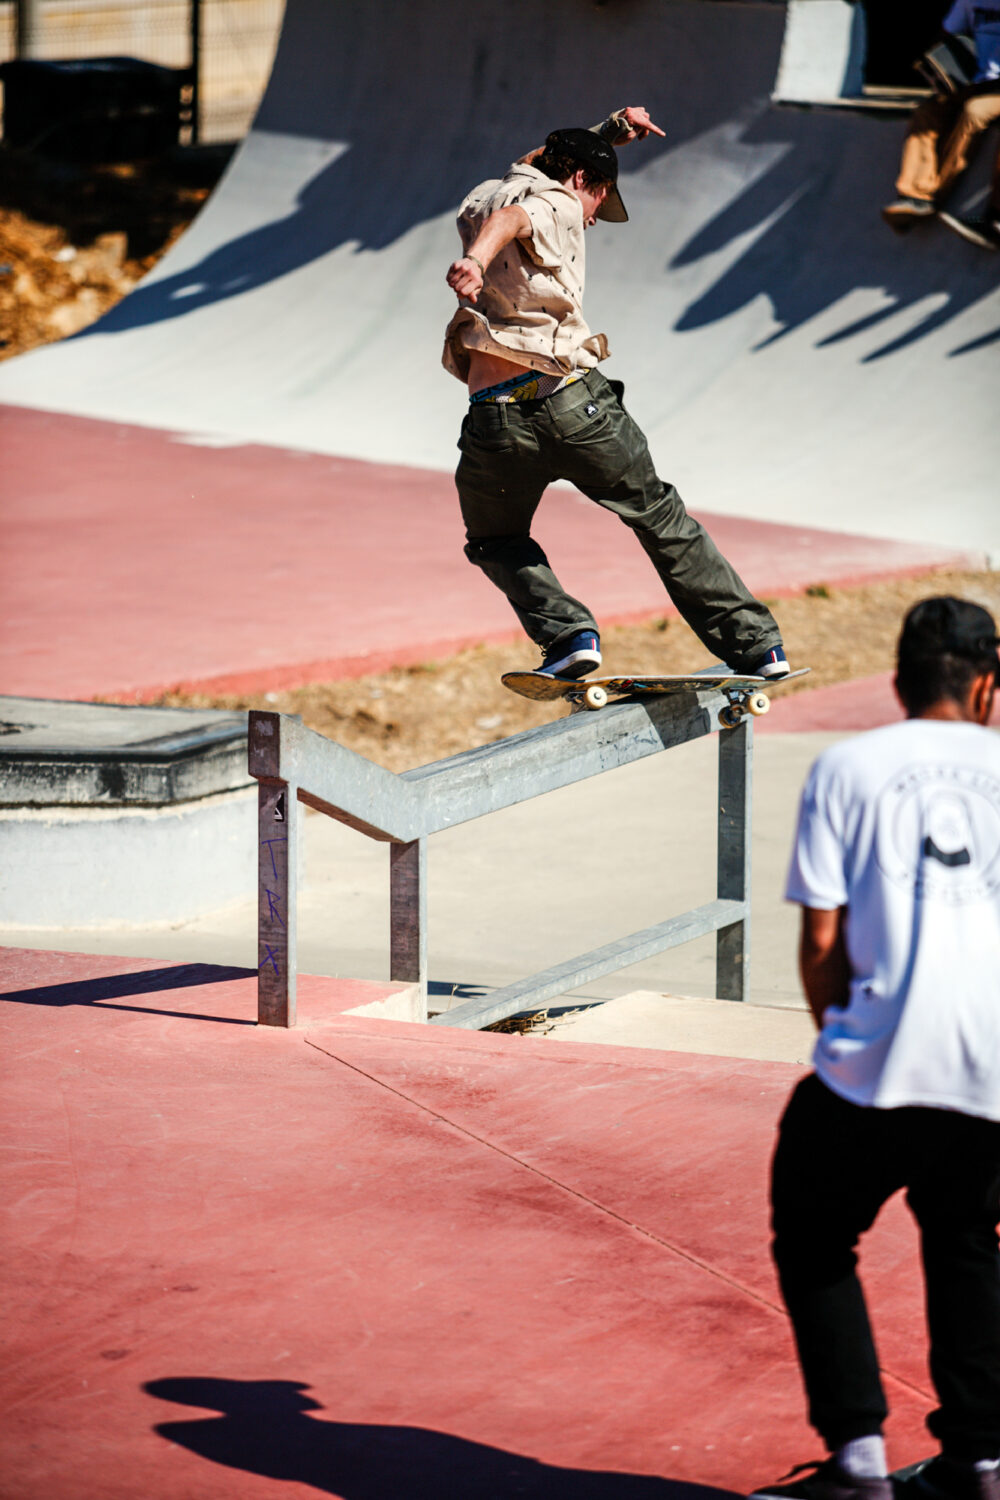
top-left (0, 0), bottom-right (997, 554)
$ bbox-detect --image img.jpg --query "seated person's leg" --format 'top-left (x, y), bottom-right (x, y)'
top-left (884, 95), bottom-right (957, 226)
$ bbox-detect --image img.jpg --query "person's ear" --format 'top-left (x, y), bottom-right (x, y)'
top-left (971, 670), bottom-right (996, 725)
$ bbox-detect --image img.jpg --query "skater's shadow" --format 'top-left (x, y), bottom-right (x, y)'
top-left (668, 105), bottom-right (1000, 361)
top-left (72, 145), bottom-right (407, 336)
top-left (144, 1377), bottom-right (739, 1498)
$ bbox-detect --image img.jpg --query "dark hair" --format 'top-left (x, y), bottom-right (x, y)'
top-left (895, 595), bottom-right (999, 714)
top-left (535, 148), bottom-right (611, 191)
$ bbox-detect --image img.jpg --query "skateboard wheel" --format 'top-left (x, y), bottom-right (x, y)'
top-left (584, 684), bottom-right (608, 710)
top-left (719, 705), bottom-right (742, 729)
top-left (748, 692), bottom-right (770, 717)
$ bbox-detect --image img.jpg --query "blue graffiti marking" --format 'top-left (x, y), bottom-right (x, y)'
top-left (260, 835), bottom-right (287, 879)
top-left (262, 944), bottom-right (282, 977)
top-left (265, 887), bottom-right (286, 927)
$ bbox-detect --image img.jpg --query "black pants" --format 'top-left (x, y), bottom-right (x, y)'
top-left (771, 1074), bottom-right (1000, 1460)
top-left (455, 369), bottom-right (782, 671)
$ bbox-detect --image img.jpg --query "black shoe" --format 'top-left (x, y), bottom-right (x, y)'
top-left (937, 211), bottom-right (1000, 250)
top-left (906, 1457), bottom-right (1000, 1500)
top-left (747, 644), bottom-right (791, 680)
top-left (749, 1458), bottom-right (892, 1500)
top-left (882, 197), bottom-right (936, 232)
top-left (536, 630), bottom-right (601, 679)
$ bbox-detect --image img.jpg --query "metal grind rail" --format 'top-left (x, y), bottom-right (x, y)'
top-left (248, 682), bottom-right (753, 1030)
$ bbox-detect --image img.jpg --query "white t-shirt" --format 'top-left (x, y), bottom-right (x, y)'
top-left (786, 718), bottom-right (1000, 1120)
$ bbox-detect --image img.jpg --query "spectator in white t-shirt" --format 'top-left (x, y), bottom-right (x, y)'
top-left (750, 596), bottom-right (1000, 1500)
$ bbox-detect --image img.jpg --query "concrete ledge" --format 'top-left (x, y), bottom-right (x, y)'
top-left (1, 788), bottom-right (258, 927)
top-left (0, 697), bottom-right (262, 927)
top-left (542, 990), bottom-right (817, 1064)
top-left (0, 696), bottom-right (251, 806)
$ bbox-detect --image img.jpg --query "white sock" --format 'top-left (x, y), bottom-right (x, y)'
top-left (835, 1436), bottom-right (888, 1479)
top-left (973, 1460), bottom-right (1000, 1473)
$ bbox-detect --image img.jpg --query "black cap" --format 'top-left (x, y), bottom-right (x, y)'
top-left (544, 127), bottom-right (628, 223)
top-left (898, 596), bottom-right (1000, 673)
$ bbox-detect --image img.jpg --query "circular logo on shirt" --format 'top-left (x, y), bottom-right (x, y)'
top-left (875, 762), bottom-right (1000, 903)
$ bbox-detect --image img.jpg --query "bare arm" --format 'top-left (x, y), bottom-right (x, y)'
top-left (517, 104), bottom-right (666, 165)
top-left (799, 905), bottom-right (850, 1028)
top-left (446, 204), bottom-right (532, 305)
top-left (448, 106), bottom-right (667, 304)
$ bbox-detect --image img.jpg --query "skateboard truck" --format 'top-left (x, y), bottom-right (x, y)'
top-left (567, 682), bottom-right (772, 722)
top-left (718, 689), bottom-right (771, 728)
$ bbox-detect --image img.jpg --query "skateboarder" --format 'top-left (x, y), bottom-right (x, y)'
top-left (751, 596), bottom-right (1000, 1500)
top-left (443, 106), bottom-right (789, 682)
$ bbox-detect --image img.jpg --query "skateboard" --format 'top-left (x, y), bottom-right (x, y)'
top-left (501, 667), bottom-right (811, 726)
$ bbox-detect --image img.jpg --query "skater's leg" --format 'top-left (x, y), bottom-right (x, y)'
top-left (543, 372), bottom-right (782, 671)
top-left (456, 402), bottom-right (598, 651)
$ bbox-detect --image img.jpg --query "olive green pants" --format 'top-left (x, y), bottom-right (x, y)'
top-left (455, 369), bottom-right (782, 672)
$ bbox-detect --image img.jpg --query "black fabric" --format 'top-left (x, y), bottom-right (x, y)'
top-left (456, 370), bottom-right (781, 667)
top-left (771, 1074), bottom-right (1000, 1459)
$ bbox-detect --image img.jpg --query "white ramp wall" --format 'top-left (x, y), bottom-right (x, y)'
top-left (0, 0), bottom-right (997, 553)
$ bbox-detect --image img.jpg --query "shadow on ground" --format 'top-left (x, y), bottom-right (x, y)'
top-left (0, 963), bottom-right (256, 1023)
top-left (145, 1377), bottom-right (738, 1498)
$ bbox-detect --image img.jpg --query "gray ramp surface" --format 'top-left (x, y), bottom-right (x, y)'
top-left (1, 0), bottom-right (997, 553)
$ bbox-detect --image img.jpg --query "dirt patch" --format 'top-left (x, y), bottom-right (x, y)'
top-left (0, 144), bottom-right (231, 358)
top-left (153, 568), bottom-right (1000, 772)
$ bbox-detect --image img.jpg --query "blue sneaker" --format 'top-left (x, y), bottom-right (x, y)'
top-left (537, 630), bottom-right (601, 679)
top-left (748, 645), bottom-right (790, 680)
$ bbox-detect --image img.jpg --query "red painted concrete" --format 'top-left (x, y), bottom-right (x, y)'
top-left (758, 673), bottom-right (900, 735)
top-left (2, 946), bottom-right (934, 1497)
top-left (1, 406), bottom-right (973, 703)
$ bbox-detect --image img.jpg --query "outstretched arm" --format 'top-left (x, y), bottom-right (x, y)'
top-left (517, 104), bottom-right (666, 164)
top-left (445, 203), bottom-right (532, 305)
top-left (599, 105), bottom-right (666, 144)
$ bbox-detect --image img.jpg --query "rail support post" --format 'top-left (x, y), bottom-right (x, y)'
top-left (258, 779), bottom-right (298, 1026)
top-left (389, 837), bottom-right (427, 1018)
top-left (715, 718), bottom-right (752, 1000)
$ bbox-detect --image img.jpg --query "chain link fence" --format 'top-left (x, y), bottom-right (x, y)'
top-left (0, 0), bottom-right (284, 143)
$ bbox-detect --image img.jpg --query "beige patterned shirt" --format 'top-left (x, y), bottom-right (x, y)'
top-left (442, 162), bottom-right (610, 384)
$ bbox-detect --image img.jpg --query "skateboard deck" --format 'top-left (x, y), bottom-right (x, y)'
top-left (501, 667), bottom-right (810, 720)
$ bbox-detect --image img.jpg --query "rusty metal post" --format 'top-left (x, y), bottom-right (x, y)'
top-left (189, 0), bottom-right (202, 144)
top-left (389, 837), bottom-right (427, 1017)
top-left (15, 0), bottom-right (43, 58)
top-left (257, 778), bottom-right (298, 1026)
top-left (249, 712), bottom-right (298, 1027)
top-left (715, 717), bottom-right (752, 1001)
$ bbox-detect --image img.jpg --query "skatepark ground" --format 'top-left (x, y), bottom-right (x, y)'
top-left (6, 528), bottom-right (977, 1495)
top-left (3, 0), bottom-right (999, 1490)
top-left (0, 666), bottom-right (977, 1495)
top-left (2, 943), bottom-right (937, 1499)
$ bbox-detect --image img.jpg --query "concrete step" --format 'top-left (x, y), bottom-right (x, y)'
top-left (541, 989), bottom-right (816, 1064)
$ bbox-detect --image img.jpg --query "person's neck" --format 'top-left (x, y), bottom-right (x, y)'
top-left (912, 701), bottom-right (974, 722)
